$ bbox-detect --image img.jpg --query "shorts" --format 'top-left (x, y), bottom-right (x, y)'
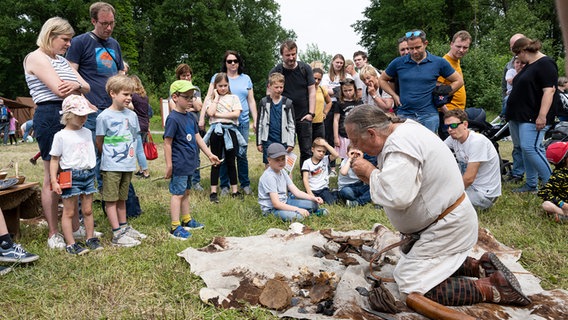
top-left (61, 169), bottom-right (97, 199)
top-left (169, 175), bottom-right (192, 195)
top-left (33, 101), bottom-right (64, 161)
top-left (101, 171), bottom-right (132, 202)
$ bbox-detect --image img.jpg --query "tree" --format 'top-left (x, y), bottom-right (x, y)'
top-left (298, 43), bottom-right (332, 71)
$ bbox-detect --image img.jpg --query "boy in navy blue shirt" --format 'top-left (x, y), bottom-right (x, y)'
top-left (164, 80), bottom-right (220, 240)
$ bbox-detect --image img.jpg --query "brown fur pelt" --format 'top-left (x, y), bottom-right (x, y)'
top-left (0, 186), bottom-right (41, 218)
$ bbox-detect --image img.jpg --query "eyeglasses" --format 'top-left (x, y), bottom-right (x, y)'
top-left (226, 59), bottom-right (239, 64)
top-left (405, 30), bottom-right (423, 38)
top-left (96, 20), bottom-right (115, 28)
top-left (179, 94), bottom-right (194, 100)
top-left (447, 122), bottom-right (463, 129)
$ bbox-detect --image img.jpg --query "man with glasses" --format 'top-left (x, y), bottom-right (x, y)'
top-left (269, 40), bottom-right (316, 167)
top-left (379, 30), bottom-right (463, 133)
top-left (67, 1), bottom-right (124, 131)
top-left (444, 109), bottom-right (501, 209)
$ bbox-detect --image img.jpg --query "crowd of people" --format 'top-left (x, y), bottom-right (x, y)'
top-left (2, 1), bottom-right (568, 316)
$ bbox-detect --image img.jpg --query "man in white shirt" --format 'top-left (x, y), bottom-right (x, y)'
top-left (444, 109), bottom-right (502, 209)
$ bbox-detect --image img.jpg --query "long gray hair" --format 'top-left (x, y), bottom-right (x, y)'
top-left (344, 105), bottom-right (404, 136)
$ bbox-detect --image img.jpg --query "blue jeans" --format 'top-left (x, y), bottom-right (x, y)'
top-left (509, 121), bottom-right (552, 187)
top-left (0, 122), bottom-right (9, 145)
top-left (507, 121), bottom-right (525, 178)
top-left (220, 121), bottom-right (249, 189)
top-left (398, 111), bottom-right (439, 133)
top-left (22, 120), bottom-right (33, 141)
top-left (313, 187), bottom-right (338, 205)
top-left (85, 110), bottom-right (103, 190)
top-left (339, 182), bottom-right (371, 206)
top-left (264, 198), bottom-right (318, 222)
top-left (169, 175), bottom-right (192, 195)
top-left (135, 133), bottom-right (148, 171)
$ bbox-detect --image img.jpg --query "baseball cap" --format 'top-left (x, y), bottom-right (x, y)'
top-left (267, 143), bottom-right (287, 159)
top-left (170, 80), bottom-right (200, 95)
top-left (61, 95), bottom-right (95, 116)
top-left (546, 142), bottom-right (568, 165)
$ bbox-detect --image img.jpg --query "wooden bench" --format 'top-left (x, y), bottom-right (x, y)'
top-left (0, 182), bottom-right (40, 239)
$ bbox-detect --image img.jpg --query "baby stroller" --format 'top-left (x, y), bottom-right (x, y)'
top-left (464, 107), bottom-right (513, 177)
top-left (544, 121), bottom-right (568, 149)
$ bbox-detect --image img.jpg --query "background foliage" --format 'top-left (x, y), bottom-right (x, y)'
top-left (0, 0), bottom-right (565, 114)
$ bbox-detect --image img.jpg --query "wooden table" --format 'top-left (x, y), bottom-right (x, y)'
top-left (0, 182), bottom-right (40, 239)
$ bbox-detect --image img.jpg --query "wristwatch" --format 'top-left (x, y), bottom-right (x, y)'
top-left (308, 112), bottom-right (315, 117)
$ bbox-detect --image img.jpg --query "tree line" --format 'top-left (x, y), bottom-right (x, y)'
top-left (0, 0), bottom-right (564, 115)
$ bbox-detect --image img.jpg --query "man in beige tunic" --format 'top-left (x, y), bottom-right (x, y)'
top-left (345, 106), bottom-right (530, 308)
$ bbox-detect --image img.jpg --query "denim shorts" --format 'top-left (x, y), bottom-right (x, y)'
top-left (169, 175), bottom-right (192, 195)
top-left (61, 169), bottom-right (97, 199)
top-left (33, 102), bottom-right (65, 160)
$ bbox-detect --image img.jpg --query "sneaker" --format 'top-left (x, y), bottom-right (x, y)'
top-left (134, 171), bottom-right (144, 177)
top-left (47, 233), bottom-right (66, 250)
top-left (0, 265), bottom-right (12, 275)
top-left (210, 192), bottom-right (219, 203)
top-left (29, 157), bottom-right (37, 165)
top-left (86, 237), bottom-right (104, 251)
top-left (0, 242), bottom-right (40, 263)
top-left (112, 232), bottom-right (141, 247)
top-left (123, 226), bottom-right (147, 240)
top-left (503, 174), bottom-right (523, 183)
top-left (231, 191), bottom-right (243, 199)
top-left (314, 208), bottom-right (330, 217)
top-left (72, 225), bottom-right (104, 240)
top-left (170, 225), bottom-right (191, 240)
top-left (243, 186), bottom-right (252, 195)
top-left (220, 187), bottom-right (230, 196)
top-left (192, 183), bottom-right (204, 192)
top-left (182, 219), bottom-right (204, 230)
top-left (66, 243), bottom-right (90, 256)
top-left (346, 200), bottom-right (358, 208)
top-left (512, 184), bottom-right (537, 194)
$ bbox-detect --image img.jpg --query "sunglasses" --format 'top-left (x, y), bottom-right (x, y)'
top-left (226, 59), bottom-right (239, 64)
top-left (447, 121), bottom-right (463, 129)
top-left (405, 30), bottom-right (423, 38)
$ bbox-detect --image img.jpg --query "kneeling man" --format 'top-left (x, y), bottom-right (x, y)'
top-left (444, 109), bottom-right (502, 209)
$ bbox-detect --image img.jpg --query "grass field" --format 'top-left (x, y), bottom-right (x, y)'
top-left (1, 134), bottom-right (566, 319)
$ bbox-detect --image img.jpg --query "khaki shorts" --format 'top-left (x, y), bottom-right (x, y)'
top-left (101, 171), bottom-right (132, 202)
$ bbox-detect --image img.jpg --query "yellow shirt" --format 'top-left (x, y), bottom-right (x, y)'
top-left (314, 85), bottom-right (329, 123)
top-left (438, 54), bottom-right (466, 110)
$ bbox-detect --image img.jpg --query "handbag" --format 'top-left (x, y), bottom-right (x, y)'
top-left (143, 131), bottom-right (158, 160)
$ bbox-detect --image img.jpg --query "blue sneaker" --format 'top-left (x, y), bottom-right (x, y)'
top-left (170, 226), bottom-right (191, 240)
top-left (0, 242), bottom-right (40, 263)
top-left (314, 208), bottom-right (330, 216)
top-left (182, 219), bottom-right (204, 230)
top-left (512, 184), bottom-right (537, 194)
top-left (66, 243), bottom-right (90, 256)
top-left (0, 265), bottom-right (12, 275)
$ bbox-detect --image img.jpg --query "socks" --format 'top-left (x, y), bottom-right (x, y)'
top-left (181, 214), bottom-right (191, 224)
top-left (112, 228), bottom-right (122, 238)
top-left (171, 220), bottom-right (181, 231)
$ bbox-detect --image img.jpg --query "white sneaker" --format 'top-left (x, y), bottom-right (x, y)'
top-left (111, 232), bottom-right (141, 247)
top-left (220, 187), bottom-right (230, 196)
top-left (47, 233), bottom-right (66, 250)
top-left (72, 225), bottom-right (104, 240)
top-left (242, 186), bottom-right (252, 195)
top-left (123, 226), bottom-right (147, 240)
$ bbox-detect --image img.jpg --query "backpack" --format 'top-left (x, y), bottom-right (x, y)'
top-left (0, 106), bottom-right (9, 123)
top-left (559, 91), bottom-right (568, 115)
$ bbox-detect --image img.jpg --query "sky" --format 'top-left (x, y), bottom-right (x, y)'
top-left (274, 0), bottom-right (369, 60)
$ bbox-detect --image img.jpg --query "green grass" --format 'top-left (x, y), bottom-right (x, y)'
top-left (1, 138), bottom-right (566, 319)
